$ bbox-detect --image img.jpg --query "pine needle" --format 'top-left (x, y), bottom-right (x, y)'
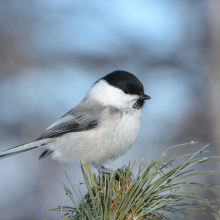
top-left (50, 141), bottom-right (220, 220)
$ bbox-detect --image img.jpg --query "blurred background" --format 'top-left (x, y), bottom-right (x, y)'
top-left (0, 1), bottom-right (219, 219)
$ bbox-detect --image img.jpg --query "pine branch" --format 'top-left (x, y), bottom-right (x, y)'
top-left (50, 140), bottom-right (220, 220)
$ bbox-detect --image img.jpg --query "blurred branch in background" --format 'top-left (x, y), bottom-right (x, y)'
top-left (209, 1), bottom-right (220, 156)
top-left (209, 0), bottom-right (220, 210)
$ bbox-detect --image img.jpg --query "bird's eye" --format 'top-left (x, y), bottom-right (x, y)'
top-left (124, 89), bottom-right (130, 94)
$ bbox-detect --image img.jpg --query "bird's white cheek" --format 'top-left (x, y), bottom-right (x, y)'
top-left (88, 80), bottom-right (140, 110)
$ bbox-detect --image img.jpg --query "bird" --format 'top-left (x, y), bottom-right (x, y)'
top-left (0, 70), bottom-right (150, 173)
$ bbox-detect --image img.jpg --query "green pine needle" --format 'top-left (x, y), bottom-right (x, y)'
top-left (50, 140), bottom-right (220, 220)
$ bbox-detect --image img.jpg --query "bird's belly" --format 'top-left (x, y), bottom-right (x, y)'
top-left (98, 114), bottom-right (141, 165)
top-left (52, 111), bottom-right (142, 165)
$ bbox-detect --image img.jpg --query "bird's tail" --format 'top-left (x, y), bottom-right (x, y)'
top-left (0, 139), bottom-right (52, 159)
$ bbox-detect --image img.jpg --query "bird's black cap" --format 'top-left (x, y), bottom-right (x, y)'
top-left (102, 70), bottom-right (145, 96)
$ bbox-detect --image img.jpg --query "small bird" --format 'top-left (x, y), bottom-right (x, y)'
top-left (0, 70), bottom-right (150, 172)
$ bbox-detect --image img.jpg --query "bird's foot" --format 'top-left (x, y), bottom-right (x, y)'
top-left (92, 163), bottom-right (111, 174)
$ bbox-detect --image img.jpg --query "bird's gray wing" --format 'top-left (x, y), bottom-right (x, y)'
top-left (37, 101), bottom-right (108, 140)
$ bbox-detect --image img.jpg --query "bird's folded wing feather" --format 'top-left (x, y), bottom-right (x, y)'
top-left (37, 102), bottom-right (109, 140)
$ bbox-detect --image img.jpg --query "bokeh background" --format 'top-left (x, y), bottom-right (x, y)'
top-left (0, 1), bottom-right (220, 219)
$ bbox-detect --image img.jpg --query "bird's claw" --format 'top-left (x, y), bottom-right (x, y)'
top-left (92, 163), bottom-right (111, 174)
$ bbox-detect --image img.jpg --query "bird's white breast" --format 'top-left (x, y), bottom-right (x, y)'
top-left (51, 109), bottom-right (142, 165)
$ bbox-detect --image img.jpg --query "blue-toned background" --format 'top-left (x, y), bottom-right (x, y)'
top-left (1, 1), bottom-right (219, 219)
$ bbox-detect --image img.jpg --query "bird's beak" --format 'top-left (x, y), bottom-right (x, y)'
top-left (139, 93), bottom-right (151, 100)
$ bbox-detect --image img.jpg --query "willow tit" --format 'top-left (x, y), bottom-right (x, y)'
top-left (0, 70), bottom-right (150, 172)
